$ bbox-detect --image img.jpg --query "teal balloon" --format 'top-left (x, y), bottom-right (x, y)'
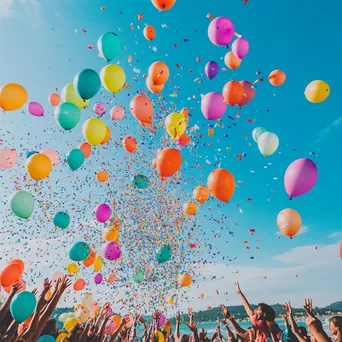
top-left (132, 174), bottom-right (150, 189)
top-left (54, 102), bottom-right (81, 130)
top-left (155, 245), bottom-right (172, 263)
top-left (66, 149), bottom-right (85, 171)
top-left (9, 190), bottom-right (34, 219)
top-left (38, 336), bottom-right (56, 342)
top-left (132, 269), bottom-right (144, 283)
top-left (74, 69), bottom-right (101, 101)
top-left (26, 151), bottom-right (38, 158)
top-left (252, 127), bottom-right (267, 143)
top-left (97, 32), bottom-right (121, 62)
top-left (53, 211), bottom-right (70, 229)
top-left (10, 291), bottom-right (36, 323)
top-left (69, 241), bottom-right (90, 261)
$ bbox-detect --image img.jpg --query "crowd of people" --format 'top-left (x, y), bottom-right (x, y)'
top-left (0, 279), bottom-right (340, 342)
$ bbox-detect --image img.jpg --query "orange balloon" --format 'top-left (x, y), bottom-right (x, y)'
top-left (193, 185), bottom-right (209, 204)
top-left (1, 263), bottom-right (22, 287)
top-left (146, 76), bottom-right (164, 94)
top-left (148, 62), bottom-right (169, 85)
top-left (26, 154), bottom-right (52, 181)
top-left (207, 168), bottom-right (235, 202)
top-left (156, 148), bottom-right (182, 177)
top-left (268, 70), bottom-right (286, 86)
top-left (277, 209), bottom-right (302, 237)
top-left (49, 93), bottom-right (60, 106)
top-left (178, 273), bottom-right (192, 287)
top-left (151, 0), bottom-right (176, 11)
top-left (17, 315), bottom-right (32, 336)
top-left (73, 278), bottom-right (86, 291)
top-left (79, 142), bottom-right (92, 158)
top-left (222, 80), bottom-right (244, 106)
top-left (177, 134), bottom-right (190, 147)
top-left (111, 315), bottom-right (122, 328)
top-left (0, 83), bottom-right (28, 111)
top-left (130, 95), bottom-right (154, 123)
top-left (224, 51), bottom-right (241, 70)
top-left (107, 273), bottom-right (116, 283)
top-left (183, 201), bottom-right (197, 216)
top-left (180, 108), bottom-right (189, 120)
top-left (143, 25), bottom-right (156, 41)
top-left (103, 228), bottom-right (119, 241)
top-left (8, 259), bottom-right (25, 275)
top-left (101, 127), bottom-right (111, 144)
top-left (96, 170), bottom-right (109, 182)
top-left (83, 248), bottom-right (96, 267)
top-left (4, 277), bottom-right (26, 294)
top-left (122, 136), bottom-right (137, 153)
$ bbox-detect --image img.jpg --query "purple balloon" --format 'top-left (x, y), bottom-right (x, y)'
top-left (232, 38), bottom-right (249, 59)
top-left (158, 313), bottom-right (167, 326)
top-left (27, 102), bottom-right (44, 117)
top-left (205, 61), bottom-right (219, 80)
top-left (208, 17), bottom-right (235, 46)
top-left (95, 204), bottom-right (111, 223)
top-left (284, 158), bottom-right (318, 199)
top-left (201, 92), bottom-right (227, 120)
top-left (102, 241), bottom-right (121, 260)
top-left (94, 273), bottom-right (103, 284)
top-left (238, 81), bottom-right (255, 107)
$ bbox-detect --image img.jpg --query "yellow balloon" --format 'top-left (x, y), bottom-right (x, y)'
top-left (103, 227), bottom-right (119, 241)
top-left (56, 333), bottom-right (69, 342)
top-left (100, 64), bottom-right (126, 93)
top-left (165, 112), bottom-right (186, 140)
top-left (0, 83), bottom-right (28, 111)
top-left (93, 256), bottom-right (103, 272)
top-left (167, 297), bottom-right (174, 304)
top-left (26, 153), bottom-right (52, 181)
top-left (304, 80), bottom-right (330, 103)
top-left (208, 128), bottom-right (214, 136)
top-left (82, 118), bottom-right (107, 146)
top-left (64, 317), bottom-right (79, 332)
top-left (154, 331), bottom-right (165, 342)
top-left (66, 263), bottom-right (78, 275)
top-left (74, 304), bottom-right (83, 312)
top-left (61, 82), bottom-right (89, 109)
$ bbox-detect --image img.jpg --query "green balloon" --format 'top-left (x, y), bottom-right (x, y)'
top-left (132, 269), bottom-right (144, 283)
top-left (155, 245), bottom-right (172, 263)
top-left (74, 69), bottom-right (101, 101)
top-left (132, 174), bottom-right (150, 189)
top-left (69, 241), bottom-right (90, 261)
top-left (53, 211), bottom-right (70, 229)
top-left (97, 32), bottom-right (121, 62)
top-left (252, 127), bottom-right (267, 143)
top-left (66, 149), bottom-right (85, 171)
top-left (9, 190), bottom-right (34, 219)
top-left (54, 102), bottom-right (81, 130)
top-left (10, 291), bottom-right (36, 323)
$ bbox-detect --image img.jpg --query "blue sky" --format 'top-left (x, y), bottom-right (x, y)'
top-left (0, 0), bottom-right (341, 311)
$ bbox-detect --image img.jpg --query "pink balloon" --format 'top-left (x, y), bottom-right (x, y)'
top-left (110, 106), bottom-right (125, 120)
top-left (95, 203), bottom-right (111, 222)
top-left (105, 319), bottom-right (117, 335)
top-left (94, 273), bottom-right (103, 284)
top-left (102, 241), bottom-right (121, 260)
top-left (40, 148), bottom-right (59, 166)
top-left (208, 17), bottom-right (235, 46)
top-left (201, 92), bottom-right (226, 120)
top-left (284, 158), bottom-right (318, 199)
top-left (238, 81), bottom-right (255, 107)
top-left (27, 102), bottom-right (44, 117)
top-left (93, 102), bottom-right (106, 117)
top-left (0, 148), bottom-right (17, 169)
top-left (232, 38), bottom-right (249, 59)
top-left (159, 313), bottom-right (167, 326)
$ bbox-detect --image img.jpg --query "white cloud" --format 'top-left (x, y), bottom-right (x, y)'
top-left (0, 0), bottom-right (14, 17)
top-left (0, 0), bottom-right (41, 18)
top-left (316, 116), bottom-right (342, 142)
top-left (276, 225), bottom-right (310, 236)
top-left (329, 232), bottom-right (342, 239)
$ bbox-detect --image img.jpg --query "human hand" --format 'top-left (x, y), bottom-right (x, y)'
top-left (234, 282), bottom-right (241, 295)
top-left (10, 280), bottom-right (24, 295)
top-left (283, 302), bottom-right (292, 315)
top-left (188, 307), bottom-right (194, 319)
top-left (176, 311), bottom-right (180, 323)
top-left (304, 299), bottom-right (314, 317)
top-left (120, 314), bottom-right (130, 327)
top-left (100, 302), bottom-right (110, 317)
top-left (187, 320), bottom-right (198, 333)
top-left (220, 304), bottom-right (231, 319)
top-left (58, 276), bottom-right (71, 293)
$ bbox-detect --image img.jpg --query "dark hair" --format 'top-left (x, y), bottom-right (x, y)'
top-left (0, 310), bottom-right (13, 332)
top-left (329, 316), bottom-right (342, 328)
top-left (258, 303), bottom-right (276, 321)
top-left (41, 318), bottom-right (57, 337)
top-left (298, 326), bottom-right (308, 337)
top-left (181, 334), bottom-right (190, 342)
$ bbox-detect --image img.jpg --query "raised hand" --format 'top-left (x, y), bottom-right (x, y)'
top-left (188, 307), bottom-right (194, 318)
top-left (121, 314), bottom-right (131, 327)
top-left (187, 320), bottom-right (198, 333)
top-left (283, 302), bottom-right (292, 315)
top-left (176, 311), bottom-right (180, 322)
top-left (234, 282), bottom-right (241, 295)
top-left (220, 304), bottom-right (231, 319)
top-left (58, 276), bottom-right (71, 293)
top-left (304, 298), bottom-right (314, 317)
top-left (100, 302), bottom-right (111, 317)
top-left (10, 280), bottom-right (24, 295)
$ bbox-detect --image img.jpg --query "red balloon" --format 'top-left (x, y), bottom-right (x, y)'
top-left (8, 259), bottom-right (24, 275)
top-left (156, 148), bottom-right (182, 177)
top-left (130, 95), bottom-right (153, 123)
top-left (1, 263), bottom-right (22, 287)
top-left (237, 81), bottom-right (255, 107)
top-left (222, 80), bottom-right (244, 106)
top-left (122, 136), bottom-right (137, 153)
top-left (143, 25), bottom-right (156, 41)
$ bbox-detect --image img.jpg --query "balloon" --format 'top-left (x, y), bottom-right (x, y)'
top-left (100, 64), bottom-right (126, 93)
top-left (277, 209), bottom-right (302, 237)
top-left (61, 82), bottom-right (89, 109)
top-left (94, 273), bottom-right (103, 284)
top-left (49, 93), bottom-right (60, 106)
top-left (0, 83), bottom-right (28, 111)
top-left (155, 245), bottom-right (172, 263)
top-left (66, 149), bottom-right (85, 171)
top-left (130, 95), bottom-right (153, 123)
top-left (83, 248), bottom-right (96, 267)
top-left (110, 105), bottom-right (125, 120)
top-left (27, 102), bottom-right (44, 117)
top-left (82, 118), bottom-right (107, 146)
top-left (165, 112), bottom-right (186, 140)
top-left (74, 69), bottom-right (101, 100)
top-left (107, 273), bottom-right (116, 283)
top-left (268, 70), bottom-right (286, 86)
top-left (238, 81), bottom-right (255, 107)
top-left (8, 259), bottom-right (25, 275)
top-left (56, 333), bottom-right (68, 342)
top-left (4, 277), bottom-right (26, 294)
top-left (205, 61), bottom-right (219, 80)
top-left (102, 241), bottom-right (121, 260)
top-left (97, 32), bottom-right (121, 62)
top-left (232, 38), bottom-right (249, 58)
top-left (156, 148), bottom-right (182, 177)
top-left (81, 293), bottom-right (94, 309)
top-left (258, 132), bottom-right (279, 156)
top-left (146, 76), bottom-right (164, 94)
top-left (10, 291), bottom-right (36, 323)
top-left (304, 80), bottom-right (330, 103)
top-left (132, 269), bottom-right (144, 283)
top-left (93, 102), bottom-right (106, 117)
top-left (154, 331), bottom-right (165, 342)
top-left (69, 242), bottom-right (91, 262)
top-left (193, 185), bottom-right (209, 204)
top-left (284, 158), bottom-right (318, 199)
top-left (123, 136), bottom-right (137, 153)
top-left (26, 151), bottom-right (38, 158)
top-left (132, 174), bottom-right (150, 189)
top-left (183, 201), bottom-right (197, 216)
top-left (159, 314), bottom-right (167, 327)
top-left (73, 279), bottom-right (86, 291)
top-left (167, 297), bottom-right (174, 305)
top-left (79, 142), bottom-right (92, 158)
top-left (222, 80), bottom-right (244, 106)
top-left (103, 227), bottom-right (119, 241)
top-left (224, 51), bottom-right (241, 70)
top-left (111, 315), bottom-right (122, 329)
top-left (95, 203), bottom-right (111, 223)
top-left (38, 335), bottom-right (55, 342)
top-left (58, 313), bottom-right (69, 323)
top-left (208, 128), bottom-right (214, 136)
top-left (66, 263), bottom-right (78, 275)
top-left (252, 127), bottom-right (267, 143)
top-left (144, 25), bottom-right (156, 40)
top-left (105, 319), bottom-right (117, 334)
top-left (75, 306), bottom-right (89, 323)
top-left (9, 190), bottom-right (34, 219)
top-left (177, 134), bottom-right (190, 147)
top-left (93, 256), bottom-right (103, 272)
top-left (207, 168), bottom-right (235, 202)
top-left (54, 102), bottom-right (81, 130)
top-left (1, 263), bottom-right (22, 287)
top-left (0, 148), bottom-right (17, 169)
top-left (96, 170), bottom-right (109, 182)
top-left (64, 317), bottom-right (79, 332)
top-left (178, 274), bottom-right (192, 287)
top-left (201, 92), bottom-right (226, 120)
top-left (53, 211), bottom-right (70, 229)
top-left (208, 17), bottom-right (234, 46)
top-left (26, 154), bottom-right (52, 180)
top-left (100, 127), bottom-right (111, 144)
top-left (148, 62), bottom-right (169, 85)
top-left (40, 149), bottom-right (59, 167)
top-left (151, 0), bottom-right (175, 10)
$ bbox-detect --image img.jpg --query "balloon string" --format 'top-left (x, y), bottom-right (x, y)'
top-left (234, 32), bottom-right (242, 38)
top-left (253, 78), bottom-right (263, 85)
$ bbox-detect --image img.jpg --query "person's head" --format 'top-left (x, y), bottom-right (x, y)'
top-left (246, 326), bottom-right (256, 342)
top-left (255, 303), bottom-right (276, 321)
top-left (181, 334), bottom-right (190, 342)
top-left (41, 318), bottom-right (57, 337)
top-left (298, 326), bottom-right (308, 337)
top-left (68, 324), bottom-right (83, 341)
top-left (329, 316), bottom-right (342, 335)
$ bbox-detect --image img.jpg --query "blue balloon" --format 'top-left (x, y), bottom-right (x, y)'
top-left (53, 211), bottom-right (70, 229)
top-left (74, 69), bottom-right (101, 101)
top-left (38, 335), bottom-right (56, 342)
top-left (155, 245), bottom-right (172, 263)
top-left (26, 151), bottom-right (38, 158)
top-left (69, 241), bottom-right (90, 261)
top-left (97, 32), bottom-right (121, 62)
top-left (66, 149), bottom-right (85, 171)
top-left (10, 291), bottom-right (36, 323)
top-left (132, 174), bottom-right (150, 189)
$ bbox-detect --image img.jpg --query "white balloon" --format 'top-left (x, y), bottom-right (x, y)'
top-left (258, 132), bottom-right (279, 156)
top-left (75, 306), bottom-right (90, 323)
top-left (59, 312), bottom-right (70, 323)
top-left (81, 292), bottom-right (94, 309)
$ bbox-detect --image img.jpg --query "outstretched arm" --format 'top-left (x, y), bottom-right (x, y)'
top-left (187, 320), bottom-right (200, 342)
top-left (283, 302), bottom-right (306, 342)
top-left (222, 319), bottom-right (237, 342)
top-left (234, 282), bottom-right (255, 320)
top-left (221, 304), bottom-right (246, 338)
top-left (175, 311), bottom-right (181, 341)
top-left (306, 317), bottom-right (330, 342)
top-left (0, 281), bottom-right (23, 322)
top-left (109, 315), bottom-right (130, 342)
